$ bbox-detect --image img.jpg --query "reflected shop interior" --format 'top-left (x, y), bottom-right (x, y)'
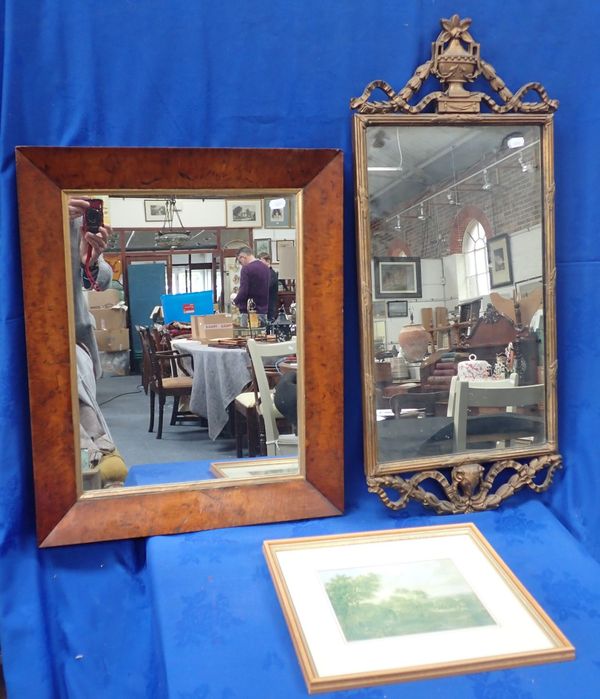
top-left (72, 191), bottom-right (300, 491)
top-left (365, 124), bottom-right (547, 465)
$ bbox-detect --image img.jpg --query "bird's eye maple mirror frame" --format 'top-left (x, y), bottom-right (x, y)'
top-left (15, 146), bottom-right (343, 547)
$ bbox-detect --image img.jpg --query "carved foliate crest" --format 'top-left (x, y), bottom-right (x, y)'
top-left (367, 455), bottom-right (562, 515)
top-left (351, 15), bottom-right (559, 115)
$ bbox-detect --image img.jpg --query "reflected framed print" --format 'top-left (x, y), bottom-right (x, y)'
top-left (487, 234), bottom-right (514, 288)
top-left (226, 199), bottom-right (263, 228)
top-left (387, 300), bottom-right (408, 318)
top-left (263, 523), bottom-right (573, 693)
top-left (254, 238), bottom-right (272, 258)
top-left (144, 199), bottom-right (168, 221)
top-left (210, 458), bottom-right (299, 480)
top-left (264, 196), bottom-right (291, 228)
top-left (374, 257), bottom-right (422, 298)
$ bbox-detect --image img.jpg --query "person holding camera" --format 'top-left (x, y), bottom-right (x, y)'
top-left (69, 197), bottom-right (127, 487)
top-left (68, 197), bottom-right (112, 377)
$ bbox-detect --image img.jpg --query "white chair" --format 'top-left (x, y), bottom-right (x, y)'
top-left (447, 372), bottom-right (519, 417)
top-left (246, 338), bottom-right (298, 456)
top-left (453, 381), bottom-right (545, 451)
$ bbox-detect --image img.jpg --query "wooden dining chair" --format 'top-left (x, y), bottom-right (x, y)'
top-left (137, 326), bottom-right (196, 439)
top-left (233, 373), bottom-right (261, 458)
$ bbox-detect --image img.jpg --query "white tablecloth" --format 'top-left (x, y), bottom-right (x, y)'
top-left (172, 339), bottom-right (252, 440)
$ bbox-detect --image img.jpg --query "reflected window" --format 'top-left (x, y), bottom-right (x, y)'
top-left (171, 253), bottom-right (212, 294)
top-left (462, 221), bottom-right (490, 299)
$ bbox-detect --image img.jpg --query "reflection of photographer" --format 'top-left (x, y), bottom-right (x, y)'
top-left (68, 197), bottom-right (112, 377)
top-left (69, 198), bottom-right (127, 487)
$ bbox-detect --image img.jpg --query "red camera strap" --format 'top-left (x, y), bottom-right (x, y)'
top-left (84, 244), bottom-right (100, 291)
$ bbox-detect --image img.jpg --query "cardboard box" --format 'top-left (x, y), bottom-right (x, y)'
top-left (86, 289), bottom-right (123, 309)
top-left (191, 313), bottom-right (235, 342)
top-left (91, 307), bottom-right (127, 331)
top-left (95, 328), bottom-right (130, 352)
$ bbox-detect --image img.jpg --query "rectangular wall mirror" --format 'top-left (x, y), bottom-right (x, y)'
top-left (352, 15), bottom-right (561, 514)
top-left (16, 147), bottom-right (344, 546)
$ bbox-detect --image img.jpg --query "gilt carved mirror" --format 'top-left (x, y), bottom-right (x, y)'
top-left (16, 147), bottom-right (343, 546)
top-left (352, 16), bottom-right (561, 513)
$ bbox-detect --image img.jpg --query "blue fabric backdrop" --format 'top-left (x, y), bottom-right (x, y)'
top-left (1, 1), bottom-right (600, 697)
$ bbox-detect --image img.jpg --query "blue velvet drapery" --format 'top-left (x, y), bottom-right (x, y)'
top-left (1, 1), bottom-right (600, 696)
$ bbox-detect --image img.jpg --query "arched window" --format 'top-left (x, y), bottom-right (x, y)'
top-left (462, 220), bottom-right (490, 298)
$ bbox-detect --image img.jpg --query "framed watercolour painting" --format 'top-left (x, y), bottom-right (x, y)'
top-left (374, 257), bottom-right (422, 298)
top-left (487, 234), bottom-right (514, 288)
top-left (264, 196), bottom-right (291, 228)
top-left (263, 523), bottom-right (574, 693)
top-left (226, 199), bottom-right (263, 228)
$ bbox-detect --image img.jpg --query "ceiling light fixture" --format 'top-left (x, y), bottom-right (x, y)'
top-left (502, 132), bottom-right (525, 149)
top-left (368, 128), bottom-right (404, 172)
top-left (155, 197), bottom-right (191, 245)
top-left (518, 154), bottom-right (533, 173)
top-left (482, 169), bottom-right (492, 190)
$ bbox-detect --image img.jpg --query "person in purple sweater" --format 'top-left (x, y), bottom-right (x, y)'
top-left (233, 246), bottom-right (271, 325)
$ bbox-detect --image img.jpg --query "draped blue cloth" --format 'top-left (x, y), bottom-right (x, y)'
top-left (1, 1), bottom-right (599, 696)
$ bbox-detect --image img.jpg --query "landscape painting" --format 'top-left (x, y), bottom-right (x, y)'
top-left (320, 558), bottom-right (495, 642)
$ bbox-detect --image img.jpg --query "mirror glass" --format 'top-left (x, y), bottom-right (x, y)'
top-left (363, 122), bottom-right (548, 468)
top-left (67, 190), bottom-right (301, 492)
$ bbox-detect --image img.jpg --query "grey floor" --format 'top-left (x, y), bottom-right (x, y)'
top-left (96, 373), bottom-right (239, 467)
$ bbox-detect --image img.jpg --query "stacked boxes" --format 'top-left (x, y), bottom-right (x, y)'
top-left (86, 289), bottom-right (130, 375)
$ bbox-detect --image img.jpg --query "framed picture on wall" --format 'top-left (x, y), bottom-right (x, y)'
top-left (487, 234), bottom-right (513, 288)
top-left (372, 301), bottom-right (387, 320)
top-left (263, 523), bottom-right (574, 694)
top-left (144, 199), bottom-right (168, 221)
top-left (276, 239), bottom-right (295, 261)
top-left (226, 199), bottom-right (263, 228)
top-left (387, 300), bottom-right (408, 318)
top-left (374, 257), bottom-right (422, 298)
top-left (264, 197), bottom-right (291, 228)
top-left (254, 238), bottom-right (272, 258)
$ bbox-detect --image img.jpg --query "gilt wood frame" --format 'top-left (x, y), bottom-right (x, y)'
top-left (263, 523), bottom-right (574, 693)
top-left (351, 15), bottom-right (561, 514)
top-left (16, 147), bottom-right (344, 546)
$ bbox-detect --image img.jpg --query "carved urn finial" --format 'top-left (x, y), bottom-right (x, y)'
top-left (432, 15), bottom-right (482, 112)
top-left (433, 16), bottom-right (480, 98)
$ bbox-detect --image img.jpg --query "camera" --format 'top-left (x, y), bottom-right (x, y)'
top-left (83, 198), bottom-right (104, 234)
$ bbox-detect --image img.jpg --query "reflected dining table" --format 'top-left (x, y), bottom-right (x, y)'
top-left (171, 338), bottom-right (252, 440)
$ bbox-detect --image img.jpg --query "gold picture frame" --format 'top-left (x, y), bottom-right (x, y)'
top-left (226, 198), bottom-right (263, 228)
top-left (263, 523), bottom-right (574, 694)
top-left (210, 458), bottom-right (299, 480)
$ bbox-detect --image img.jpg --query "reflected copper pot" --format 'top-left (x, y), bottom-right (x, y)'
top-left (398, 323), bottom-right (429, 362)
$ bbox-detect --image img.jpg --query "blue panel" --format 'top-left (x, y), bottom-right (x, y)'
top-left (161, 291), bottom-right (213, 324)
top-left (128, 263), bottom-right (166, 356)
